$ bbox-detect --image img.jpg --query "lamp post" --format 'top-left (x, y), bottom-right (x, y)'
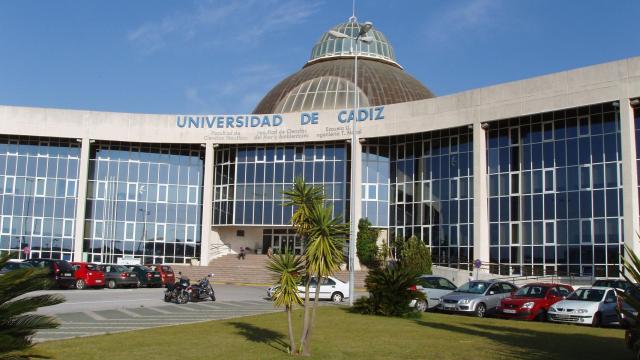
top-left (329, 18), bottom-right (373, 305)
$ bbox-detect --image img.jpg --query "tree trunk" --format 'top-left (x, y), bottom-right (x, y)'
top-left (298, 276), bottom-right (312, 355)
top-left (287, 306), bottom-right (297, 355)
top-left (301, 275), bottom-right (322, 356)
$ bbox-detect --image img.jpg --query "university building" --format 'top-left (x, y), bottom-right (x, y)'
top-left (0, 21), bottom-right (639, 278)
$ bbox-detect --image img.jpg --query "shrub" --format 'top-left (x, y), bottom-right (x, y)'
top-left (352, 264), bottom-right (424, 317)
top-left (356, 218), bottom-right (379, 269)
top-left (398, 235), bottom-right (432, 275)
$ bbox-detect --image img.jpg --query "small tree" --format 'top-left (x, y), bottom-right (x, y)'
top-left (0, 253), bottom-right (64, 359)
top-left (356, 218), bottom-right (379, 269)
top-left (352, 264), bottom-right (424, 317)
top-left (398, 235), bottom-right (432, 275)
top-left (266, 252), bottom-right (304, 355)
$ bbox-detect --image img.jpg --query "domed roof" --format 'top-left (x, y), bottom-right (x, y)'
top-left (253, 21), bottom-right (434, 114)
top-left (308, 22), bottom-right (400, 68)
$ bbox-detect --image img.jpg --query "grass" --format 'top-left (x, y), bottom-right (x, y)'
top-left (35, 307), bottom-right (628, 360)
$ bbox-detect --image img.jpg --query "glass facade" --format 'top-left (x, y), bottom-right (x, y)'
top-left (387, 127), bottom-right (474, 269)
top-left (213, 142), bottom-right (350, 226)
top-left (0, 136), bottom-right (80, 260)
top-left (487, 102), bottom-right (623, 277)
top-left (274, 76), bottom-right (370, 113)
top-left (83, 142), bottom-right (204, 264)
top-left (362, 144), bottom-right (390, 227)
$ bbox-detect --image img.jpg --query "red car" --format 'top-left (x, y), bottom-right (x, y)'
top-left (146, 264), bottom-right (175, 286)
top-left (70, 262), bottom-right (105, 290)
top-left (497, 283), bottom-right (574, 321)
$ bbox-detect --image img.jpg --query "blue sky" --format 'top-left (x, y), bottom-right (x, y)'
top-left (0, 0), bottom-right (638, 115)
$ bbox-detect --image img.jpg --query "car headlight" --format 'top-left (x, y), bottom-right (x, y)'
top-left (459, 299), bottom-right (471, 304)
top-left (576, 309), bottom-right (588, 314)
top-left (522, 302), bottom-right (535, 309)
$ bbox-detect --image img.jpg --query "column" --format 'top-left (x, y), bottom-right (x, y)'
top-left (472, 123), bottom-right (490, 267)
top-left (620, 99), bottom-right (639, 257)
top-left (73, 138), bottom-right (91, 262)
top-left (199, 143), bottom-right (215, 265)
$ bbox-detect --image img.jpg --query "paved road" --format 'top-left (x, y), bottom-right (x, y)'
top-left (32, 285), bottom-right (359, 342)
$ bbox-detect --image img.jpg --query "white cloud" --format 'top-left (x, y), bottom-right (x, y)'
top-left (424, 0), bottom-right (502, 43)
top-left (128, 0), bottom-right (322, 54)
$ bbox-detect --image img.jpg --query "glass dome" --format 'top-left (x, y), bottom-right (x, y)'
top-left (307, 22), bottom-right (400, 68)
top-left (273, 76), bottom-right (369, 113)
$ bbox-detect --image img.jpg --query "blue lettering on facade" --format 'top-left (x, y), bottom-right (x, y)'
top-left (176, 115), bottom-right (286, 129)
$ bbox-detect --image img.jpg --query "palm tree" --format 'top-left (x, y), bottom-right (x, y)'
top-left (0, 253), bottom-right (64, 359)
top-left (299, 203), bottom-right (348, 356)
top-left (282, 178), bottom-right (324, 355)
top-left (266, 252), bottom-right (305, 355)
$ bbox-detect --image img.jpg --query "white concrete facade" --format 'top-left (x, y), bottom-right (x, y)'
top-left (1, 57), bottom-right (639, 271)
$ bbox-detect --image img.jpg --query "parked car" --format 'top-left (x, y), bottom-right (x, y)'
top-left (496, 283), bottom-right (573, 321)
top-left (127, 265), bottom-right (163, 287)
top-left (618, 284), bottom-right (640, 328)
top-left (0, 259), bottom-right (33, 275)
top-left (267, 276), bottom-right (349, 303)
top-left (146, 264), bottom-right (175, 286)
top-left (593, 278), bottom-right (631, 291)
top-left (409, 275), bottom-right (457, 311)
top-left (548, 286), bottom-right (619, 326)
top-left (438, 280), bottom-right (518, 317)
top-left (100, 264), bottom-right (138, 289)
top-left (70, 262), bottom-right (105, 289)
top-left (23, 258), bottom-right (75, 289)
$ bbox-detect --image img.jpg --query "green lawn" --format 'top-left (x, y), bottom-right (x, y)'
top-left (35, 307), bottom-right (628, 360)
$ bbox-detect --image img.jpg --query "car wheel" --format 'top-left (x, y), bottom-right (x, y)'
top-left (535, 309), bottom-right (547, 322)
top-left (475, 303), bottom-right (487, 318)
top-left (331, 292), bottom-right (343, 303)
top-left (75, 279), bottom-right (86, 290)
top-left (592, 312), bottom-right (602, 327)
top-left (108, 280), bottom-right (117, 289)
top-left (416, 299), bottom-right (428, 312)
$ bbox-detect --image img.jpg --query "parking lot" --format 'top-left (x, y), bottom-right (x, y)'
top-left (33, 285), bottom-right (281, 342)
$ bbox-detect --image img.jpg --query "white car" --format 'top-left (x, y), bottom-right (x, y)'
top-left (267, 276), bottom-right (349, 303)
top-left (548, 286), bottom-right (619, 326)
top-left (409, 275), bottom-right (457, 311)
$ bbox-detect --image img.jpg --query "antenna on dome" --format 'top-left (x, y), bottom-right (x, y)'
top-left (349, 0), bottom-right (357, 23)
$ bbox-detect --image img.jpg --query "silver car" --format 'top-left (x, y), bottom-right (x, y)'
top-left (438, 280), bottom-right (517, 317)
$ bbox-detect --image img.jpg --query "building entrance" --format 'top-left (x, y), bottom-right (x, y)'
top-left (262, 229), bottom-right (303, 255)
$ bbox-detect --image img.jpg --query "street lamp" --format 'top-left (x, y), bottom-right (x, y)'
top-left (329, 18), bottom-right (373, 306)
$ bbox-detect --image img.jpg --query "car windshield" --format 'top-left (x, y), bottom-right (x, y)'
top-left (514, 285), bottom-right (549, 298)
top-left (567, 288), bottom-right (606, 302)
top-left (162, 266), bottom-right (173, 273)
top-left (456, 281), bottom-right (489, 294)
top-left (54, 260), bottom-right (73, 272)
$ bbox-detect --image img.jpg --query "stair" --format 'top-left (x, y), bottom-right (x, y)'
top-left (172, 254), bottom-right (368, 287)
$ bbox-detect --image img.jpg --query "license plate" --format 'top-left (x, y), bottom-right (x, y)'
top-left (444, 304), bottom-right (456, 309)
top-left (95, 280), bottom-right (102, 283)
top-left (154, 274), bottom-right (160, 277)
top-left (130, 274), bottom-right (136, 277)
top-left (503, 309), bottom-right (516, 314)
top-left (64, 273), bottom-right (72, 277)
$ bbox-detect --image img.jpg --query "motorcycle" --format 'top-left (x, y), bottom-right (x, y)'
top-left (164, 273), bottom-right (191, 304)
top-left (186, 274), bottom-right (216, 302)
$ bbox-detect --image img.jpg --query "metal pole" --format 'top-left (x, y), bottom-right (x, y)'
top-left (348, 19), bottom-right (359, 306)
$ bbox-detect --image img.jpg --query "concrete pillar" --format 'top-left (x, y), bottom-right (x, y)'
top-left (73, 138), bottom-right (91, 262)
top-left (620, 99), bottom-right (639, 258)
top-left (472, 123), bottom-right (490, 266)
top-left (199, 143), bottom-right (215, 265)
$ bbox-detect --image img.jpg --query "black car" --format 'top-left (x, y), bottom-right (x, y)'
top-left (23, 258), bottom-right (75, 289)
top-left (0, 260), bottom-right (33, 275)
top-left (100, 264), bottom-right (139, 289)
top-left (127, 265), bottom-right (162, 287)
top-left (619, 284), bottom-right (640, 329)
